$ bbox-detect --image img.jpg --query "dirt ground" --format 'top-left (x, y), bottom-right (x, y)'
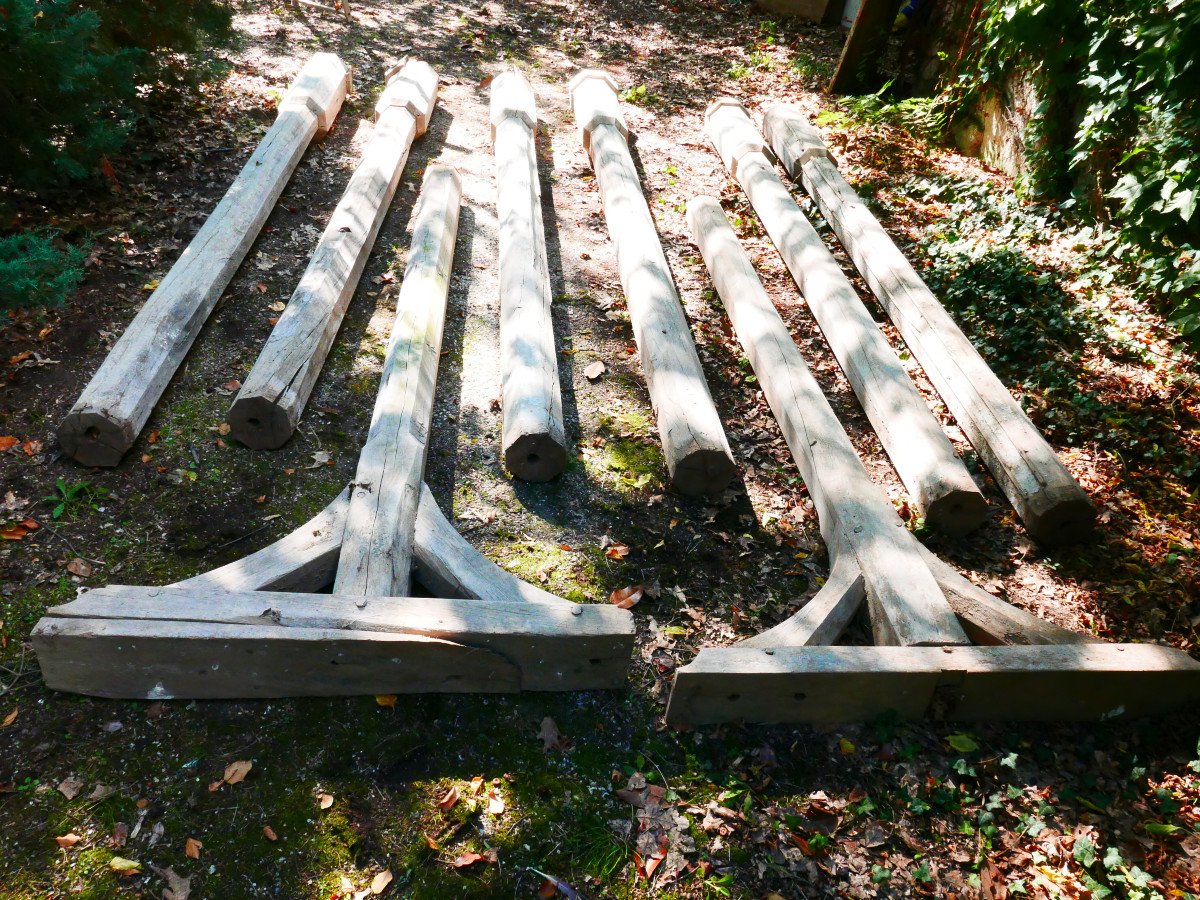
top-left (2, 0), bottom-right (1200, 897)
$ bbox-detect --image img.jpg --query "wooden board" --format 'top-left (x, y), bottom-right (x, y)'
top-left (229, 59), bottom-right (438, 450)
top-left (34, 618), bottom-right (521, 699)
top-left (335, 165), bottom-right (461, 597)
top-left (58, 53), bottom-right (351, 467)
top-left (764, 105), bottom-right (1095, 545)
top-left (43, 586), bottom-right (635, 691)
top-left (570, 70), bottom-right (735, 497)
top-left (739, 553), bottom-right (865, 648)
top-left (491, 70), bottom-right (568, 482)
top-left (827, 0), bottom-right (904, 94)
top-left (687, 195), bottom-right (966, 648)
top-left (704, 100), bottom-right (986, 536)
top-left (666, 644), bottom-right (1200, 725)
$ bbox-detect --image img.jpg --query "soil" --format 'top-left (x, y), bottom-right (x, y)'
top-left (1, 0), bottom-right (1199, 898)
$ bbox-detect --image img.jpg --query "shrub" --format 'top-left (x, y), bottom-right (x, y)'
top-left (0, 231), bottom-right (85, 312)
top-left (0, 0), bottom-right (232, 188)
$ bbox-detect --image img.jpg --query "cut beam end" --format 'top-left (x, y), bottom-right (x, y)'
top-left (1022, 486), bottom-right (1096, 546)
top-left (226, 393), bottom-right (295, 451)
top-left (279, 52), bottom-right (352, 137)
top-left (922, 484), bottom-right (990, 537)
top-left (58, 407), bottom-right (135, 468)
top-left (669, 446), bottom-right (738, 497)
top-left (489, 69), bottom-right (537, 141)
top-left (375, 58), bottom-right (439, 135)
top-left (762, 103), bottom-right (830, 175)
top-left (504, 431), bottom-right (567, 483)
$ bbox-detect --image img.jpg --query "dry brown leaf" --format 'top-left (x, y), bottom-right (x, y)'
top-left (584, 360), bottom-right (606, 381)
top-left (21, 439), bottom-right (42, 455)
top-left (469, 775), bottom-right (485, 796)
top-left (223, 379), bottom-right (242, 392)
top-left (608, 585), bottom-right (643, 609)
top-left (185, 837), bottom-right (202, 859)
top-left (604, 543), bottom-right (631, 559)
top-left (487, 789), bottom-right (505, 815)
top-left (55, 832), bottom-right (83, 848)
top-left (375, 694), bottom-right (397, 708)
top-left (217, 422), bottom-right (231, 436)
top-left (371, 869), bottom-right (393, 894)
top-left (318, 792), bottom-right (334, 810)
top-left (263, 825), bottom-right (278, 841)
top-left (57, 777), bottom-right (84, 800)
top-left (207, 780), bottom-right (223, 792)
top-left (147, 431), bottom-right (160, 444)
top-left (140, 454), bottom-right (152, 464)
top-left (2, 707), bottom-right (17, 727)
top-left (423, 832), bottom-right (440, 850)
top-left (150, 864), bottom-right (191, 900)
top-left (223, 759), bottom-right (252, 785)
top-left (66, 558), bottom-right (93, 578)
top-left (0, 437), bottom-right (19, 452)
top-left (437, 785), bottom-right (459, 811)
top-left (451, 851), bottom-right (483, 868)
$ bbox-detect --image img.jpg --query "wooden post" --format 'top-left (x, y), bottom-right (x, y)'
top-left (490, 70), bottom-right (568, 481)
top-left (764, 106), bottom-right (1095, 545)
top-left (687, 195), bottom-right (967, 647)
top-left (334, 165), bottom-right (461, 598)
top-left (229, 59), bottom-right (439, 450)
top-left (827, 0), bottom-right (905, 94)
top-left (58, 53), bottom-right (351, 467)
top-left (569, 70), bottom-right (736, 497)
top-left (705, 100), bottom-right (986, 536)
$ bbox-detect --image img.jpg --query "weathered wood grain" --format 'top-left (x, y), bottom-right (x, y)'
top-left (58, 53), bottom-right (351, 467)
top-left (491, 70), bottom-right (568, 482)
top-left (229, 59), bottom-right (439, 449)
top-left (570, 70), bottom-right (735, 497)
top-left (764, 105), bottom-right (1095, 545)
top-left (666, 644), bottom-right (1200, 725)
top-left (46, 586), bottom-right (635, 691)
top-left (34, 618), bottom-right (521, 699)
top-left (687, 195), bottom-right (966, 647)
top-left (739, 553), bottom-right (865, 648)
top-left (334, 165), bottom-right (461, 597)
top-left (705, 100), bottom-right (986, 536)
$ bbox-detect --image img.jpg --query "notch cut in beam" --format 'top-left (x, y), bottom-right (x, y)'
top-left (569, 70), bottom-right (735, 497)
top-left (37, 587), bottom-right (635, 696)
top-left (59, 53), bottom-right (351, 467)
top-left (229, 59), bottom-right (439, 450)
top-left (764, 106), bottom-right (1094, 546)
top-left (666, 644), bottom-right (1200, 725)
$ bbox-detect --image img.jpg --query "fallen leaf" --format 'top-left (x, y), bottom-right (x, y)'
top-left (375, 694), bottom-right (397, 708)
top-left (451, 851), bottom-right (484, 868)
top-left (223, 379), bottom-right (242, 392)
top-left (109, 856), bottom-right (142, 875)
top-left (185, 837), bottom-right (202, 859)
top-left (141, 454), bottom-right (152, 464)
top-left (423, 832), bottom-right (440, 850)
top-left (318, 792), bottom-right (334, 810)
top-left (57, 776), bottom-right (84, 800)
top-left (584, 360), bottom-right (606, 381)
top-left (263, 825), bottom-right (278, 841)
top-left (20, 439), bottom-right (41, 455)
top-left (217, 422), bottom-right (231, 435)
top-left (438, 786), bottom-right (459, 811)
top-left (309, 450), bottom-right (333, 468)
top-left (8, 351), bottom-right (31, 365)
top-left (0, 437), bottom-right (18, 451)
top-left (469, 775), bottom-right (485, 796)
top-left (371, 869), bottom-right (393, 894)
top-left (112, 822), bottom-right (129, 847)
top-left (604, 543), bottom-right (631, 560)
top-left (88, 783), bottom-right (116, 801)
top-left (608, 585), bottom-right (643, 609)
top-left (256, 283), bottom-right (268, 294)
top-left (538, 717), bottom-right (561, 751)
top-left (1, 525), bottom-right (28, 541)
top-left (270, 301), bottom-right (287, 312)
top-left (55, 832), bottom-right (83, 848)
top-left (2, 707), bottom-right (17, 727)
top-left (66, 558), bottom-right (93, 578)
top-left (223, 759), bottom-right (252, 785)
top-left (147, 431), bottom-right (160, 444)
top-left (487, 788), bottom-right (505, 815)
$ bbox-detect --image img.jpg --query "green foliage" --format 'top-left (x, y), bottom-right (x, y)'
top-left (0, 231), bottom-right (85, 311)
top-left (943, 0), bottom-right (1200, 334)
top-left (0, 0), bottom-right (232, 188)
top-left (43, 478), bottom-right (108, 520)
